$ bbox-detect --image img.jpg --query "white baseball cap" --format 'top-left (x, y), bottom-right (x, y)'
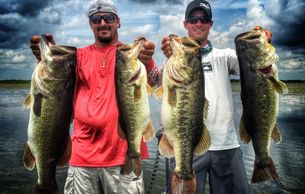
top-left (88, 0), bottom-right (118, 17)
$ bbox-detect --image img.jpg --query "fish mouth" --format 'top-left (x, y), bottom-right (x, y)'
top-left (258, 64), bottom-right (273, 76)
top-left (235, 30), bottom-right (263, 45)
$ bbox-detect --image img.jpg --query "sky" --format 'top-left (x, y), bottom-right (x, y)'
top-left (0, 0), bottom-right (304, 80)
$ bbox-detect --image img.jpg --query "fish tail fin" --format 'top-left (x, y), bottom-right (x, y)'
top-left (34, 182), bottom-right (59, 194)
top-left (251, 156), bottom-right (279, 183)
top-left (172, 171), bottom-right (196, 194)
top-left (122, 155), bottom-right (142, 177)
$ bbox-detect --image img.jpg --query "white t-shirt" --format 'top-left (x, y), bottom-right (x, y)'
top-left (202, 47), bottom-right (240, 150)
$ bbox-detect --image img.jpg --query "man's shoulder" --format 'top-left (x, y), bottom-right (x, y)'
top-left (77, 44), bottom-right (93, 52)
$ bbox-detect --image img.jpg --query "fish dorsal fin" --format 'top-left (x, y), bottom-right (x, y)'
top-left (153, 86), bottom-right (163, 99)
top-left (159, 134), bottom-right (175, 158)
top-left (23, 143), bottom-right (36, 170)
top-left (57, 137), bottom-right (72, 166)
top-left (239, 116), bottom-right (252, 144)
top-left (23, 94), bottom-right (32, 109)
top-left (194, 124), bottom-right (211, 155)
top-left (143, 120), bottom-right (155, 142)
top-left (271, 124), bottom-right (282, 144)
top-left (269, 76), bottom-right (288, 94)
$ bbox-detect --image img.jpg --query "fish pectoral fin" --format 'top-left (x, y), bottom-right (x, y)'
top-left (239, 116), bottom-right (252, 144)
top-left (134, 85), bottom-right (142, 101)
top-left (158, 134), bottom-right (175, 158)
top-left (269, 76), bottom-right (289, 94)
top-left (33, 93), bottom-right (43, 117)
top-left (143, 120), bottom-right (155, 142)
top-left (23, 143), bottom-right (36, 170)
top-left (23, 94), bottom-right (32, 109)
top-left (271, 124), bottom-right (282, 144)
top-left (194, 124), bottom-right (211, 155)
top-left (153, 86), bottom-right (163, 99)
top-left (57, 137), bottom-right (72, 166)
top-left (146, 84), bottom-right (153, 96)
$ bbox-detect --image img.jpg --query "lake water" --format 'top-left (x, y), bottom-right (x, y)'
top-left (0, 84), bottom-right (304, 194)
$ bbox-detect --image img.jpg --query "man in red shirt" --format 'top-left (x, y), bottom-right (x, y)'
top-left (30, 0), bottom-right (158, 193)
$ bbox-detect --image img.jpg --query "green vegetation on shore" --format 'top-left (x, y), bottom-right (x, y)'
top-left (1, 80), bottom-right (305, 94)
top-left (0, 80), bottom-right (30, 89)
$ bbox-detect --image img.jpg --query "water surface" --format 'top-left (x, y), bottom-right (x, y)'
top-left (0, 83), bottom-right (304, 194)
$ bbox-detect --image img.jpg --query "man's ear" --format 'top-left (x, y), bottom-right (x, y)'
top-left (117, 17), bottom-right (121, 28)
top-left (183, 20), bottom-right (188, 30)
top-left (89, 20), bottom-right (93, 30)
top-left (210, 20), bottom-right (214, 28)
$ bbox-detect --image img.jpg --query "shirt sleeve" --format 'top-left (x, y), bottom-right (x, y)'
top-left (226, 48), bottom-right (239, 75)
top-left (145, 59), bottom-right (159, 86)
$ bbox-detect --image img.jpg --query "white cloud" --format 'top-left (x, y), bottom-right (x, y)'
top-left (159, 14), bottom-right (186, 37)
top-left (120, 24), bottom-right (157, 38)
top-left (12, 55), bottom-right (27, 63)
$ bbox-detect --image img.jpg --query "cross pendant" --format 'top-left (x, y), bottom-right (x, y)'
top-left (101, 60), bottom-right (107, 68)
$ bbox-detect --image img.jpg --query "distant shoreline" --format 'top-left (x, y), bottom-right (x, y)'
top-left (1, 80), bottom-right (304, 93)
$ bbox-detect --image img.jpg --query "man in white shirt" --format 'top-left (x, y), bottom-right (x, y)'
top-left (160, 0), bottom-right (250, 193)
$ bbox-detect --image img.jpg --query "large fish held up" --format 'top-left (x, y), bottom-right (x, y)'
top-left (23, 35), bottom-right (76, 194)
top-left (154, 34), bottom-right (210, 194)
top-left (235, 27), bottom-right (288, 183)
top-left (115, 37), bottom-right (155, 177)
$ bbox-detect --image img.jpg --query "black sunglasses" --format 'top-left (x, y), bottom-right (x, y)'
top-left (90, 15), bottom-right (116, 24)
top-left (187, 16), bottom-right (211, 24)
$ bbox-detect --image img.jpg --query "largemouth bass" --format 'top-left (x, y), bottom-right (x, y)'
top-left (154, 34), bottom-right (210, 194)
top-left (115, 38), bottom-right (155, 177)
top-left (235, 27), bottom-right (288, 183)
top-left (23, 35), bottom-right (76, 194)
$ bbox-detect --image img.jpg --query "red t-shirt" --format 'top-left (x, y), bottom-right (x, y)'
top-left (70, 43), bottom-right (153, 167)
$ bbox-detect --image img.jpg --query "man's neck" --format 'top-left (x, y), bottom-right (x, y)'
top-left (201, 40), bottom-right (209, 48)
top-left (95, 40), bottom-right (119, 47)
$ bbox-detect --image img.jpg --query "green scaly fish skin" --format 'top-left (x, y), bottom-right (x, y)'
top-left (155, 35), bottom-right (210, 194)
top-left (115, 38), bottom-right (155, 177)
top-left (235, 28), bottom-right (288, 183)
top-left (23, 35), bottom-right (76, 194)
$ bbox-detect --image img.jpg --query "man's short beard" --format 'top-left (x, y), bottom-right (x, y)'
top-left (98, 36), bottom-right (112, 44)
top-left (97, 26), bottom-right (113, 44)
